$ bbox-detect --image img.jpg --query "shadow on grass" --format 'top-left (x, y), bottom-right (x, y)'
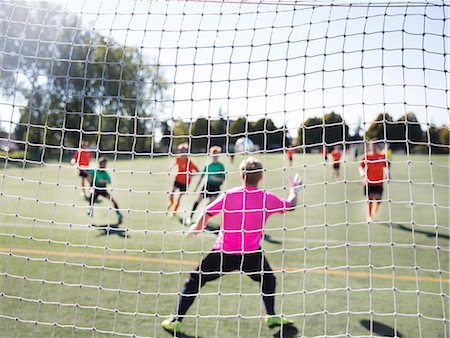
top-left (273, 325), bottom-right (299, 338)
top-left (162, 328), bottom-right (200, 338)
top-left (92, 221), bottom-right (128, 238)
top-left (387, 223), bottom-right (449, 240)
top-left (360, 319), bottom-right (403, 337)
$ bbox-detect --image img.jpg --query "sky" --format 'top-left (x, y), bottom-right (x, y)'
top-left (1, 0), bottom-right (448, 138)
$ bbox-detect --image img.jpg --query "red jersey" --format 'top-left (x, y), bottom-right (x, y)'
top-left (286, 148), bottom-right (294, 159)
top-left (360, 152), bottom-right (386, 185)
top-left (175, 156), bottom-right (198, 184)
top-left (73, 148), bottom-right (92, 167)
top-left (331, 149), bottom-right (342, 163)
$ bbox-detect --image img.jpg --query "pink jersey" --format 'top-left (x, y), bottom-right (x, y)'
top-left (206, 185), bottom-right (291, 254)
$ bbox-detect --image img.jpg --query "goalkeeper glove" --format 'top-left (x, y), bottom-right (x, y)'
top-left (288, 173), bottom-right (303, 194)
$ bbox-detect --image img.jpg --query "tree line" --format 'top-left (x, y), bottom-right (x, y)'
top-left (297, 111), bottom-right (448, 153)
top-left (0, 2), bottom-right (447, 157)
top-left (159, 111), bottom-right (448, 154)
top-left (159, 114), bottom-right (291, 153)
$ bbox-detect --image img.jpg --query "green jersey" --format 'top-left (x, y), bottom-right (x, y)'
top-left (88, 169), bottom-right (111, 188)
top-left (202, 161), bottom-right (225, 185)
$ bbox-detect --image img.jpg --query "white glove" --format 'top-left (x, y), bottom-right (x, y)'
top-left (288, 173), bottom-right (303, 194)
top-left (186, 223), bottom-right (200, 238)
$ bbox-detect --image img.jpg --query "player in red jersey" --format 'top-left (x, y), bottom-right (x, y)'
top-left (331, 145), bottom-right (342, 178)
top-left (286, 145), bottom-right (295, 167)
top-left (167, 143), bottom-right (199, 217)
top-left (359, 142), bottom-right (387, 222)
top-left (70, 141), bottom-right (93, 198)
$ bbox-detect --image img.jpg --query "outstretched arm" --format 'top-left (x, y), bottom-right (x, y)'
top-left (286, 173), bottom-right (302, 211)
top-left (186, 212), bottom-right (212, 238)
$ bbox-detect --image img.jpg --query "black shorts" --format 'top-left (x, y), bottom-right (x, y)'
top-left (173, 180), bottom-right (188, 193)
top-left (333, 163), bottom-right (340, 169)
top-left (194, 250), bottom-right (274, 282)
top-left (79, 170), bottom-right (89, 178)
top-left (203, 182), bottom-right (221, 198)
top-left (92, 188), bottom-right (110, 203)
top-left (365, 184), bottom-right (383, 197)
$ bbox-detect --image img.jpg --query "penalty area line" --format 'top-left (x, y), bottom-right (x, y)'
top-left (0, 247), bottom-right (447, 284)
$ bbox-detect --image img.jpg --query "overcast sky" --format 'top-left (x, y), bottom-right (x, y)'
top-left (1, 0), bottom-right (448, 137)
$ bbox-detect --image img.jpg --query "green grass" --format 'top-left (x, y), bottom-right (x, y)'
top-left (0, 153), bottom-right (448, 337)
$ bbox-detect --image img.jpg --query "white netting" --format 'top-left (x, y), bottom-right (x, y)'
top-left (0, 0), bottom-right (448, 337)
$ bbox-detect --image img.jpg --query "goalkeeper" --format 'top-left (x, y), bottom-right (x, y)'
top-left (162, 157), bottom-right (302, 334)
top-left (86, 157), bottom-right (123, 223)
top-left (189, 146), bottom-right (225, 221)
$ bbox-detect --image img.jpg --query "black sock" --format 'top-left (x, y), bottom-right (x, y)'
top-left (191, 201), bottom-right (200, 218)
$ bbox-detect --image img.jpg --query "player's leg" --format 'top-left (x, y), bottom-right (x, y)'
top-left (190, 187), bottom-right (205, 219)
top-left (81, 177), bottom-right (86, 196)
top-left (167, 182), bottom-right (178, 211)
top-left (172, 192), bottom-right (183, 215)
top-left (244, 252), bottom-right (293, 327)
top-left (208, 192), bottom-right (219, 205)
top-left (374, 185), bottom-right (383, 214)
top-left (365, 185), bottom-right (373, 222)
top-left (172, 182), bottom-right (187, 216)
top-left (368, 199), bottom-right (374, 221)
top-left (87, 189), bottom-right (99, 217)
top-left (102, 191), bottom-right (123, 222)
top-left (163, 251), bottom-right (239, 332)
top-left (79, 170), bottom-right (89, 197)
top-left (244, 252), bottom-right (276, 316)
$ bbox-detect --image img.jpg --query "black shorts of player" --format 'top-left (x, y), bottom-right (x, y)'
top-left (193, 249), bottom-right (274, 285)
top-left (92, 188), bottom-right (110, 204)
top-left (79, 169), bottom-right (89, 178)
top-left (202, 182), bottom-right (221, 198)
top-left (173, 180), bottom-right (188, 193)
top-left (365, 184), bottom-right (383, 197)
top-left (333, 163), bottom-right (340, 170)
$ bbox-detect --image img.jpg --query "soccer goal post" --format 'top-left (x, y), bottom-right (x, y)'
top-left (0, 0), bottom-right (448, 337)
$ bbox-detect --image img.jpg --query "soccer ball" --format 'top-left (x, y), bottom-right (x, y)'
top-left (234, 137), bottom-right (256, 153)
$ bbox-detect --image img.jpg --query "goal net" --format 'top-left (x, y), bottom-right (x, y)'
top-left (0, 0), bottom-right (448, 337)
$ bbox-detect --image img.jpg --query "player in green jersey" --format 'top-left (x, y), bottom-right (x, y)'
top-left (190, 146), bottom-right (225, 221)
top-left (86, 157), bottom-right (123, 223)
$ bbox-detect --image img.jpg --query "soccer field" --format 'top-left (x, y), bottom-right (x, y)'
top-left (0, 153), bottom-right (448, 337)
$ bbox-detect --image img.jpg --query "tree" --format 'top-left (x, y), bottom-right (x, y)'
top-left (249, 119), bottom-right (267, 150)
top-left (1, 1), bottom-right (167, 156)
top-left (191, 118), bottom-right (209, 152)
top-left (396, 113), bottom-right (424, 143)
top-left (172, 120), bottom-right (190, 149)
top-left (365, 113), bottom-right (394, 141)
top-left (211, 117), bottom-right (229, 149)
top-left (159, 120), bottom-right (172, 153)
top-left (297, 117), bottom-right (323, 151)
top-left (230, 117), bottom-right (248, 143)
top-left (323, 111), bottom-right (349, 145)
top-left (439, 127), bottom-right (449, 153)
